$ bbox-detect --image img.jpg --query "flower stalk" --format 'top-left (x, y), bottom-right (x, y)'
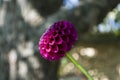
top-left (66, 53), bottom-right (93, 80)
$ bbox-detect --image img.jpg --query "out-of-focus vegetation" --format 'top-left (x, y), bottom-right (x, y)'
top-left (97, 5), bottom-right (120, 34)
top-left (0, 0), bottom-right (120, 80)
top-left (60, 3), bottom-right (120, 80)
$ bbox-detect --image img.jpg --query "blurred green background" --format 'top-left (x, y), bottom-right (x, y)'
top-left (0, 0), bottom-right (120, 80)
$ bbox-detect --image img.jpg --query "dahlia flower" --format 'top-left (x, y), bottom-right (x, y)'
top-left (39, 20), bottom-right (78, 60)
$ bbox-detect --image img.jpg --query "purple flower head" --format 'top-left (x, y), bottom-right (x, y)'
top-left (39, 20), bottom-right (78, 60)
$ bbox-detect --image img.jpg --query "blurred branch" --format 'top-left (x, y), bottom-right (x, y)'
top-left (40, 0), bottom-right (120, 36)
top-left (80, 33), bottom-right (120, 44)
top-left (29, 0), bottom-right (63, 16)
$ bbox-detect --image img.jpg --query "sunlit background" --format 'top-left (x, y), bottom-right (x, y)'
top-left (0, 0), bottom-right (120, 80)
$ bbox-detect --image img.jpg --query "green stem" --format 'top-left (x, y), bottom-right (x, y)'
top-left (66, 53), bottom-right (93, 80)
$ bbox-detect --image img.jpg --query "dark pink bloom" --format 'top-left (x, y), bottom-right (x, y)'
top-left (39, 20), bottom-right (78, 60)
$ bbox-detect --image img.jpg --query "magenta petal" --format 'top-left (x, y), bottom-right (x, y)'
top-left (62, 35), bottom-right (69, 43)
top-left (55, 36), bottom-right (62, 44)
top-left (51, 44), bottom-right (58, 53)
top-left (58, 42), bottom-right (67, 51)
top-left (43, 52), bottom-right (48, 58)
top-left (49, 38), bottom-right (55, 45)
top-left (64, 29), bottom-right (71, 34)
top-left (45, 44), bottom-right (51, 52)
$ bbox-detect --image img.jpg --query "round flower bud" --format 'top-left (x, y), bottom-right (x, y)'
top-left (39, 20), bottom-right (78, 60)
